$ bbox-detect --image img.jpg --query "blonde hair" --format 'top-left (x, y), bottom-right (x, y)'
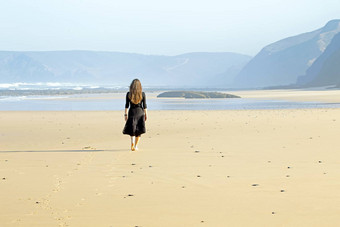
top-left (128, 79), bottom-right (143, 104)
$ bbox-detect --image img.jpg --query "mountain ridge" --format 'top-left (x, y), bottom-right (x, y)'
top-left (0, 50), bottom-right (251, 87)
top-left (234, 19), bottom-right (340, 88)
top-left (298, 32), bottom-right (340, 87)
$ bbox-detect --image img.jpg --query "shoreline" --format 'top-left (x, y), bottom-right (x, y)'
top-left (1, 88), bottom-right (340, 100)
top-left (1, 89), bottom-right (340, 111)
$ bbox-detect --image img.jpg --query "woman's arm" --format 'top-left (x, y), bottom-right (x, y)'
top-left (143, 92), bottom-right (148, 121)
top-left (124, 92), bottom-right (129, 121)
top-left (124, 108), bottom-right (128, 121)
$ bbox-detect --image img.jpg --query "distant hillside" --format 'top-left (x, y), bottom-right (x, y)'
top-left (0, 51), bottom-right (251, 88)
top-left (157, 91), bottom-right (240, 99)
top-left (297, 32), bottom-right (340, 87)
top-left (234, 19), bottom-right (340, 88)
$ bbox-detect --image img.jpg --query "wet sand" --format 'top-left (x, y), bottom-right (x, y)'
top-left (233, 88), bottom-right (340, 103)
top-left (1, 90), bottom-right (340, 226)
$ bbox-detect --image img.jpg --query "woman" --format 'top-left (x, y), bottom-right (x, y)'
top-left (123, 79), bottom-right (148, 151)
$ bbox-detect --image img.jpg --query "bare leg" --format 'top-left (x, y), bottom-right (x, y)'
top-left (135, 136), bottom-right (141, 150)
top-left (131, 136), bottom-right (135, 151)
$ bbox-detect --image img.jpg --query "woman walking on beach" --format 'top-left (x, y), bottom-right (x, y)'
top-left (123, 79), bottom-right (148, 151)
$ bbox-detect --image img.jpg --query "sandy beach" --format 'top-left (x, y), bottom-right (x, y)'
top-left (1, 90), bottom-right (340, 226)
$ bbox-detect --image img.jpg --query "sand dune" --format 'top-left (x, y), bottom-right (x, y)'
top-left (1, 106), bottom-right (340, 226)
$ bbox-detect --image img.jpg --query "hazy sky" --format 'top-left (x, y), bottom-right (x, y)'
top-left (0, 0), bottom-right (339, 56)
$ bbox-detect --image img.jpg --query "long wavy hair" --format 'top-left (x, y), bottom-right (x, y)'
top-left (129, 79), bottom-right (143, 104)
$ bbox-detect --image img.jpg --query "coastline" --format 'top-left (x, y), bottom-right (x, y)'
top-left (232, 89), bottom-right (340, 103)
top-left (1, 89), bottom-right (340, 111)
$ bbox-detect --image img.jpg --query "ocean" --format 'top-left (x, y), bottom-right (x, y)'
top-left (1, 93), bottom-right (340, 111)
top-left (1, 83), bottom-right (340, 111)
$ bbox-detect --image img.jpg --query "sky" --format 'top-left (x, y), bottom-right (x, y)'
top-left (0, 0), bottom-right (340, 56)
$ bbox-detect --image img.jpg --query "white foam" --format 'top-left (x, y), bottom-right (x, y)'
top-left (0, 82), bottom-right (126, 90)
top-left (0, 96), bottom-right (27, 102)
top-left (25, 96), bottom-right (67, 100)
top-left (0, 83), bottom-right (22, 88)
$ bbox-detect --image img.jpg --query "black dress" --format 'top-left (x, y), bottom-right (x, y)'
top-left (122, 92), bottom-right (147, 136)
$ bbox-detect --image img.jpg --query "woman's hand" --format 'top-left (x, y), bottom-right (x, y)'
top-left (144, 109), bottom-right (148, 121)
top-left (124, 108), bottom-right (128, 121)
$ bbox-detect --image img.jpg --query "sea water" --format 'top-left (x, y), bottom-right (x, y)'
top-left (0, 93), bottom-right (340, 111)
